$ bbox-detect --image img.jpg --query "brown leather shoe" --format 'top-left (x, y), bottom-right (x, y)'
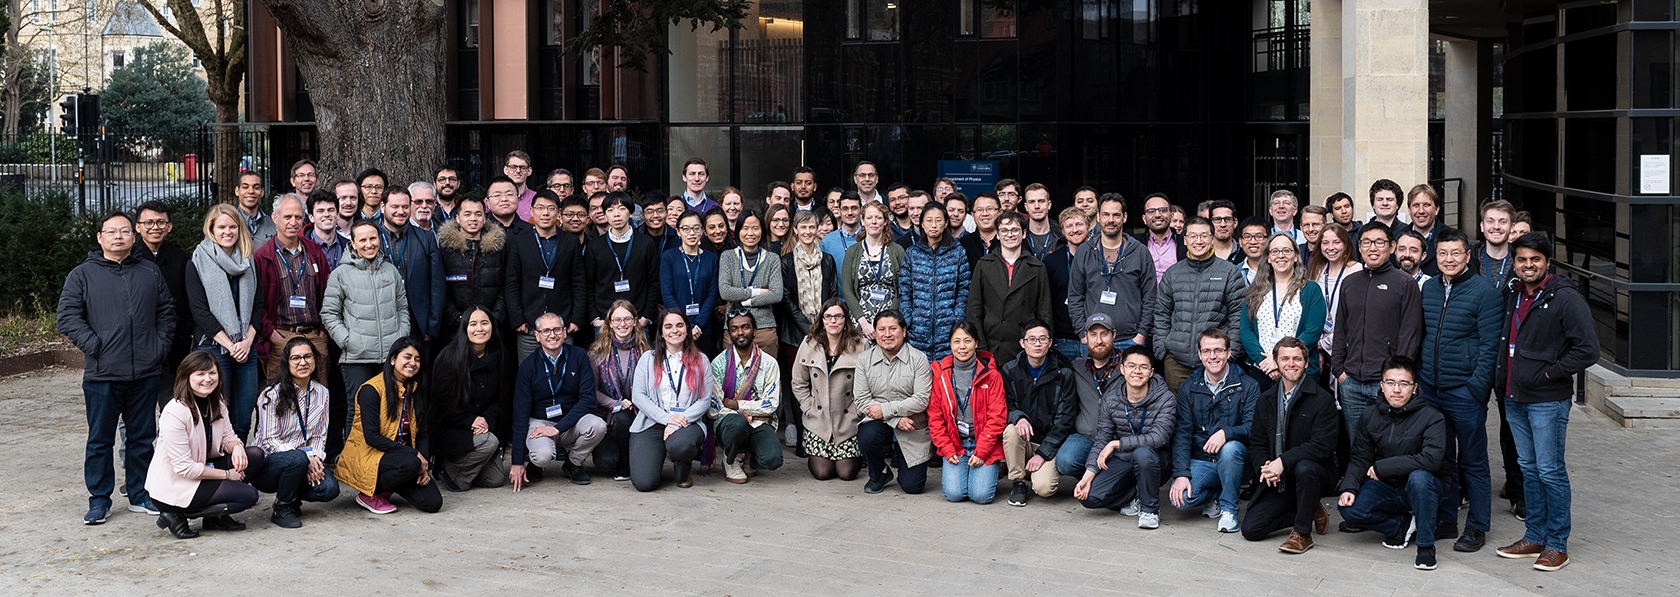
top-left (1496, 539), bottom-right (1545, 559)
top-left (1533, 549), bottom-right (1569, 571)
top-left (677, 469), bottom-right (694, 488)
top-left (1279, 530), bottom-right (1314, 554)
top-left (1313, 503), bottom-right (1328, 535)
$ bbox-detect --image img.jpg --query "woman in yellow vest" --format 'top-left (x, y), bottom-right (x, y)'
top-left (338, 338), bottom-right (441, 514)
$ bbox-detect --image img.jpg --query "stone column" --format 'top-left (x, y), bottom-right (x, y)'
top-left (1443, 38), bottom-right (1480, 233)
top-left (1341, 0), bottom-right (1431, 219)
top-left (1309, 0), bottom-right (1344, 209)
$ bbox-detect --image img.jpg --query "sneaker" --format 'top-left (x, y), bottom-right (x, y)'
top-left (1217, 510), bottom-right (1240, 533)
top-left (864, 469), bottom-right (892, 494)
top-left (1415, 546), bottom-right (1438, 570)
top-left (1453, 528), bottom-right (1486, 553)
top-left (724, 456), bottom-right (748, 484)
top-left (1435, 521), bottom-right (1459, 541)
top-left (271, 502), bottom-right (302, 529)
top-left (1007, 482), bottom-right (1029, 507)
top-left (613, 470), bottom-right (631, 482)
top-left (1533, 549), bottom-right (1569, 572)
top-left (1511, 500), bottom-right (1527, 521)
top-left (83, 505), bottom-right (110, 525)
top-left (1201, 501), bottom-right (1221, 519)
top-left (562, 461), bottom-right (591, 485)
top-left (1339, 521), bottom-right (1367, 533)
top-left (1120, 498), bottom-right (1141, 517)
top-left (1137, 512), bottom-right (1160, 529)
top-left (127, 500), bottom-right (160, 516)
top-left (1383, 514), bottom-right (1416, 549)
top-left (356, 493), bottom-right (397, 515)
top-left (436, 471), bottom-right (466, 493)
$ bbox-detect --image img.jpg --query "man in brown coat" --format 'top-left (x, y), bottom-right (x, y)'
top-left (968, 212), bottom-right (1053, 365)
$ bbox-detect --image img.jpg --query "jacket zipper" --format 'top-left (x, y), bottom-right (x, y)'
top-left (1433, 282), bottom-right (1450, 382)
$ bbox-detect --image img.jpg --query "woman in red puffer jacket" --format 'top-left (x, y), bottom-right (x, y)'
top-left (928, 321), bottom-right (1008, 504)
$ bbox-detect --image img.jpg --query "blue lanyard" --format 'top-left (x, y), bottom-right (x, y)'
top-left (664, 360), bottom-right (685, 394)
top-left (864, 241), bottom-right (887, 286)
top-left (1272, 287), bottom-right (1283, 326)
top-left (1100, 238), bottom-right (1125, 289)
top-left (737, 248), bottom-right (763, 287)
top-left (534, 230), bottom-right (558, 272)
top-left (682, 251), bottom-right (702, 301)
top-left (543, 350), bottom-right (569, 397)
top-left (275, 245), bottom-right (307, 295)
top-left (1124, 400), bottom-right (1147, 435)
top-left (1027, 233), bottom-right (1047, 261)
top-left (380, 227), bottom-right (410, 266)
top-left (608, 233), bottom-right (634, 279)
top-left (1322, 262), bottom-right (1348, 315)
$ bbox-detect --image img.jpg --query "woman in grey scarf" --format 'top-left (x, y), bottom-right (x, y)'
top-left (185, 204), bottom-right (264, 441)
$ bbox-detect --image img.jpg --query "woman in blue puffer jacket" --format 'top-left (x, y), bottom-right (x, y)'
top-left (897, 202), bottom-right (970, 360)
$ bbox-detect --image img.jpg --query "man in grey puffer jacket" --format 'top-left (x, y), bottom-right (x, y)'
top-left (321, 220), bottom-right (412, 421)
top-left (1152, 217), bottom-right (1246, 393)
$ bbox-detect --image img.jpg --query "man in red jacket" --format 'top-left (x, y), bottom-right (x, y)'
top-left (255, 193), bottom-right (332, 383)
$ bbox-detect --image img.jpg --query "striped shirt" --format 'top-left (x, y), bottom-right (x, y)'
top-left (252, 380), bottom-right (332, 459)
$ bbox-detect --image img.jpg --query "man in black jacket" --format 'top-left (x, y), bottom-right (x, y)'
top-left (1337, 356), bottom-right (1448, 571)
top-left (1241, 337), bottom-right (1338, 554)
top-left (1000, 321), bottom-right (1077, 506)
top-left (1168, 328), bottom-right (1259, 533)
top-left (503, 190), bottom-right (587, 362)
top-left (1492, 233), bottom-right (1599, 573)
top-left (437, 195), bottom-right (508, 343)
top-left (585, 192), bottom-right (661, 335)
top-left (132, 200), bottom-right (192, 408)
top-left (379, 187), bottom-right (445, 353)
top-left (58, 212), bottom-right (177, 524)
top-left (1331, 222), bottom-right (1423, 442)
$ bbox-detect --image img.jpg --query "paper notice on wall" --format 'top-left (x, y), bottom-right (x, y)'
top-left (1640, 154), bottom-right (1670, 194)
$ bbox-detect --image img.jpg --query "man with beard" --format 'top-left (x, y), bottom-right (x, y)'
top-left (1241, 337), bottom-right (1339, 553)
top-left (409, 181), bottom-right (439, 232)
top-left (1468, 199), bottom-right (1524, 517)
top-left (1208, 200), bottom-right (1240, 262)
top-left (432, 166), bottom-right (463, 223)
top-left (379, 188), bottom-right (445, 352)
top-left (1133, 193), bottom-right (1185, 284)
top-left (791, 167), bottom-right (819, 210)
top-left (1045, 207), bottom-right (1093, 360)
top-left (333, 178), bottom-right (360, 232)
top-left (710, 310), bottom-right (784, 484)
top-left (1396, 231), bottom-right (1432, 288)
top-left (1068, 193), bottom-right (1154, 351)
top-left (886, 183), bottom-right (913, 240)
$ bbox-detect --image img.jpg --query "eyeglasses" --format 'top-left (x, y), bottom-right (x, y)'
top-left (547, 182), bottom-right (573, 190)
top-left (973, 207), bottom-right (999, 214)
top-left (1022, 336), bottom-right (1051, 345)
top-left (360, 184), bottom-right (385, 191)
top-left (1381, 379), bottom-right (1416, 389)
top-left (531, 204), bottom-right (559, 213)
top-left (137, 219), bottom-right (171, 229)
top-left (435, 176), bottom-right (461, 183)
top-left (822, 313), bottom-right (847, 321)
top-left (1120, 363), bottom-right (1152, 372)
top-left (99, 228), bottom-right (133, 236)
top-left (855, 173), bottom-right (878, 179)
top-left (1358, 239), bottom-right (1390, 248)
top-left (678, 226), bottom-right (703, 233)
top-left (292, 172), bottom-right (318, 180)
top-left (1198, 348), bottom-right (1228, 355)
top-left (1184, 232), bottom-right (1212, 240)
top-left (1438, 249), bottom-right (1468, 258)
top-left (535, 327), bottom-right (565, 336)
top-left (1268, 249), bottom-right (1298, 257)
top-left (609, 316), bottom-right (637, 325)
top-left (1240, 234), bottom-right (1269, 242)
top-left (506, 165), bottom-right (532, 172)
top-left (287, 354), bottom-right (316, 363)
top-left (1143, 207), bottom-right (1171, 215)
top-left (996, 191), bottom-right (1019, 198)
top-left (997, 227), bottom-right (1023, 236)
top-left (1211, 216), bottom-right (1237, 224)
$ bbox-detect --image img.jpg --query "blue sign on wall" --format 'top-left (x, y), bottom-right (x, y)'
top-left (937, 160), bottom-right (999, 199)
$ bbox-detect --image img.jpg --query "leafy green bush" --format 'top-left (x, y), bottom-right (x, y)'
top-left (0, 190), bottom-right (97, 312)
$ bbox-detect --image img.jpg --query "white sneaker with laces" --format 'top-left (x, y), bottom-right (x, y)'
top-left (1218, 511), bottom-right (1240, 533)
top-left (1120, 498), bottom-right (1141, 517)
top-left (1202, 501), bottom-right (1222, 519)
top-left (724, 456), bottom-right (747, 483)
top-left (1138, 512), bottom-right (1160, 529)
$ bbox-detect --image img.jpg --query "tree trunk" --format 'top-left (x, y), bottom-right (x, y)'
top-left (257, 0), bottom-right (447, 186)
top-left (212, 103), bottom-right (239, 204)
top-left (3, 0), bottom-right (24, 140)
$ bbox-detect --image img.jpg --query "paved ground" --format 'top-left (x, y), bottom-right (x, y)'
top-left (2, 366), bottom-right (1676, 596)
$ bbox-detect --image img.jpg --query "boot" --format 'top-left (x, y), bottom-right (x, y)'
top-left (157, 512), bottom-right (199, 539)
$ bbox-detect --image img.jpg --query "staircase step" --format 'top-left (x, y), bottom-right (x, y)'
top-left (1607, 396), bottom-right (1680, 420)
top-left (1608, 387), bottom-right (1680, 399)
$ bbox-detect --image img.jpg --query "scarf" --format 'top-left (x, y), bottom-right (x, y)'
top-left (600, 339), bottom-right (641, 401)
top-left (191, 238), bottom-right (256, 342)
top-left (793, 244), bottom-right (823, 322)
top-left (722, 346), bottom-right (762, 407)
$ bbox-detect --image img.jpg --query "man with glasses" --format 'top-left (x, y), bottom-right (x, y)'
top-left (237, 171), bottom-right (277, 248)
top-left (994, 179), bottom-right (1022, 214)
top-left (586, 190), bottom-right (610, 237)
top-left (1299, 205), bottom-right (1328, 269)
top-left (1133, 193), bottom-right (1185, 284)
top-left (432, 167), bottom-right (462, 223)
top-left (509, 313), bottom-right (605, 489)
top-left (1337, 356), bottom-right (1449, 571)
top-left (504, 190), bottom-right (586, 362)
top-left (545, 168), bottom-right (575, 202)
top-left (885, 183), bottom-right (913, 240)
top-left (639, 191), bottom-right (676, 255)
top-left (1331, 222), bottom-right (1423, 445)
top-left (999, 320), bottom-right (1077, 507)
top-left (409, 181), bottom-right (440, 232)
top-left (1207, 200), bottom-right (1240, 262)
top-left (482, 175), bottom-right (532, 236)
top-left (820, 192), bottom-right (863, 265)
top-left (1151, 217), bottom-right (1244, 393)
top-left (1168, 328), bottom-right (1259, 532)
top-left (1418, 228), bottom-right (1504, 553)
top-left (560, 196), bottom-right (592, 245)
top-left (131, 200), bottom-right (192, 408)
top-left (59, 211), bottom-right (177, 524)
top-left (854, 161), bottom-right (882, 204)
top-left (1072, 344), bottom-right (1176, 530)
top-left (355, 168), bottom-right (389, 220)
top-left (1235, 218), bottom-right (1270, 284)
top-left (288, 159), bottom-right (318, 195)
top-left (958, 192), bottom-right (1005, 270)
top-left (1267, 189), bottom-right (1306, 248)
top-left (1068, 193), bottom-right (1155, 352)
top-left (505, 150), bottom-right (538, 221)
top-left (968, 212), bottom-right (1052, 365)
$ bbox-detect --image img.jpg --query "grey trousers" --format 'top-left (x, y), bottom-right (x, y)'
top-left (526, 415), bottom-right (608, 468)
top-left (442, 431), bottom-right (509, 489)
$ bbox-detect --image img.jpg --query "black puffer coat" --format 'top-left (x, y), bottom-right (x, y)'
top-left (1338, 395), bottom-right (1447, 495)
top-left (438, 220), bottom-right (508, 332)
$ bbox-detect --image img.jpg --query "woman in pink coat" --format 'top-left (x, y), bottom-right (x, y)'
top-left (145, 350), bottom-right (266, 539)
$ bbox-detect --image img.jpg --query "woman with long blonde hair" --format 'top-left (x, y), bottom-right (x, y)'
top-left (185, 203), bottom-right (263, 440)
top-left (589, 300), bottom-right (651, 481)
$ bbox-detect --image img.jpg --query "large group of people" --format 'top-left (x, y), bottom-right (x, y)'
top-left (59, 155), bottom-right (1597, 574)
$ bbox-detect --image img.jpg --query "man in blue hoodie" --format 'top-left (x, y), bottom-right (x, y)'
top-left (1167, 328), bottom-right (1259, 533)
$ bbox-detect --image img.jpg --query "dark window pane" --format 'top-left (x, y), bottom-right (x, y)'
top-left (1564, 34), bottom-right (1615, 111)
top-left (1632, 31), bottom-right (1673, 109)
top-left (1563, 118), bottom-right (1614, 193)
top-left (1630, 204), bottom-right (1671, 283)
top-left (1635, 0), bottom-right (1674, 21)
top-left (982, 0), bottom-right (1016, 38)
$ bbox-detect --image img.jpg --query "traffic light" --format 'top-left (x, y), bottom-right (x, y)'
top-left (59, 95), bottom-right (78, 136)
top-left (78, 94), bottom-right (99, 133)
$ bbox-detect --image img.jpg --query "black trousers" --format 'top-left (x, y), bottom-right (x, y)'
top-left (856, 420), bottom-right (927, 494)
top-left (373, 451), bottom-right (442, 513)
top-left (591, 409), bottom-right (636, 475)
top-left (155, 447), bottom-right (266, 515)
top-left (1078, 445), bottom-right (1166, 513)
top-left (1240, 458), bottom-right (1329, 540)
top-left (629, 423), bottom-right (704, 492)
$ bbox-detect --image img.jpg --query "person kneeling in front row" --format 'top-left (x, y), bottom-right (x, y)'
top-left (1240, 336), bottom-right (1339, 552)
top-left (250, 338), bottom-right (340, 528)
top-left (929, 322), bottom-right (1008, 504)
top-left (147, 350), bottom-right (265, 539)
top-left (1337, 356), bottom-right (1449, 571)
top-left (1073, 345), bottom-right (1176, 529)
top-left (711, 309), bottom-right (785, 483)
top-left (1167, 328), bottom-right (1259, 533)
top-left (338, 339), bottom-right (441, 514)
top-left (629, 309), bottom-right (715, 491)
top-left (509, 313), bottom-right (605, 490)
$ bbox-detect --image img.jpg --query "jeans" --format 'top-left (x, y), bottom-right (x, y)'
top-left (250, 449), bottom-right (341, 505)
top-left (1507, 398), bottom-right (1572, 553)
top-left (1338, 377), bottom-right (1381, 443)
top-left (83, 376), bottom-right (159, 509)
top-left (201, 345), bottom-right (261, 441)
top-left (1054, 433), bottom-right (1094, 478)
top-left (1079, 445), bottom-right (1165, 513)
top-left (1172, 441), bottom-right (1246, 514)
top-left (941, 454), bottom-right (999, 504)
top-left (1338, 471), bottom-right (1441, 548)
top-left (856, 420), bottom-right (927, 494)
top-left (1054, 338), bottom-right (1087, 362)
top-left (1422, 382), bottom-right (1491, 532)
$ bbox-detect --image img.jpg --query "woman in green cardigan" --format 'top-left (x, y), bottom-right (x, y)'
top-left (1240, 234), bottom-right (1327, 380)
top-left (839, 202), bottom-right (905, 341)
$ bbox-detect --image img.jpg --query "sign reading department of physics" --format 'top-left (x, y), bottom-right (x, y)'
top-left (938, 160), bottom-right (1000, 199)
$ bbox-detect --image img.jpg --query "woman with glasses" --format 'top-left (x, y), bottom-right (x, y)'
top-left (660, 210), bottom-right (722, 353)
top-left (428, 306), bottom-right (512, 492)
top-left (718, 209), bottom-right (783, 358)
top-left (777, 210), bottom-right (838, 454)
top-left (792, 299), bottom-right (866, 480)
top-left (1307, 223), bottom-right (1361, 388)
top-left (250, 337), bottom-right (340, 527)
top-left (764, 204), bottom-right (793, 253)
top-left (185, 204), bottom-right (265, 441)
top-left (899, 201), bottom-right (971, 360)
top-left (1240, 234), bottom-right (1327, 384)
top-left (629, 309), bottom-right (716, 491)
top-left (590, 300), bottom-right (651, 481)
top-left (355, 168), bottom-right (387, 220)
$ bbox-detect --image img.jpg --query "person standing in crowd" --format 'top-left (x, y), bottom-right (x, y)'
top-left (1208, 200), bottom-right (1241, 262)
top-left (885, 183), bottom-right (914, 240)
top-left (409, 182), bottom-right (439, 232)
top-left (132, 200), bottom-right (193, 408)
top-left (1396, 231), bottom-right (1433, 288)
top-left (1235, 218), bottom-right (1271, 282)
top-left (378, 188), bottom-right (444, 353)
top-left (185, 204), bottom-right (265, 441)
top-left (147, 351), bottom-right (264, 538)
top-left (764, 204), bottom-right (792, 253)
top-left (720, 187), bottom-right (747, 234)
top-left (1468, 200), bottom-right (1523, 517)
top-left (777, 209), bottom-right (838, 451)
top-left (1367, 179), bottom-right (1404, 230)
top-left (432, 167), bottom-right (463, 223)
top-left (718, 209), bottom-right (784, 358)
top-left (791, 166), bottom-right (819, 210)
top-left (701, 207), bottom-right (734, 253)
top-left (1069, 193), bottom-right (1155, 351)
top-left (486, 176), bottom-right (533, 236)
top-left (1337, 356), bottom-right (1448, 571)
top-left (1169, 205), bottom-right (1186, 235)
top-left (661, 210), bottom-right (721, 351)
top-left (793, 299), bottom-right (867, 481)
top-left (288, 159), bottom-right (318, 195)
top-left (1044, 207), bottom-right (1093, 360)
top-left (235, 172), bottom-right (277, 249)
top-left (428, 307), bottom-right (512, 492)
top-left (945, 192), bottom-right (971, 238)
top-left (641, 191), bottom-right (678, 255)
top-left (1298, 205), bottom-right (1327, 270)
top-left (1168, 329), bottom-right (1259, 533)
top-left (1509, 211), bottom-right (1533, 238)
top-left (1326, 192), bottom-right (1361, 239)
top-left (1072, 345), bottom-right (1176, 530)
top-left (853, 161), bottom-right (883, 204)
top-left (60, 211), bottom-right (176, 524)
top-left (436, 195), bottom-right (507, 344)
top-left (504, 151), bottom-right (537, 220)
top-left (307, 190), bottom-right (352, 271)
top-left (1152, 217), bottom-right (1245, 393)
top-left (508, 313), bottom-right (604, 489)
top-left (356, 169), bottom-right (389, 221)
top-left (587, 193), bottom-right (661, 337)
top-left (993, 178), bottom-right (1021, 213)
top-left (546, 168), bottom-right (575, 203)
top-left (710, 310), bottom-right (784, 484)
top-left (250, 338), bottom-right (340, 528)
top-left (665, 196), bottom-right (687, 229)
top-left (504, 190), bottom-right (586, 362)
top-left (958, 193), bottom-right (1003, 269)
top-left (928, 322), bottom-right (1007, 504)
top-left (1240, 234), bottom-right (1327, 385)
top-left (1418, 228), bottom-right (1504, 552)
top-left (1493, 233), bottom-right (1599, 572)
top-left (841, 202), bottom-right (905, 342)
top-left (322, 220), bottom-right (412, 434)
top-left (1308, 222), bottom-right (1360, 389)
top-left (1267, 190), bottom-right (1306, 248)
top-left (999, 320), bottom-right (1077, 506)
top-left (968, 211), bottom-right (1052, 365)
top-left (821, 192), bottom-right (863, 264)
top-left (629, 310), bottom-right (716, 492)
top-left (895, 190), bottom-right (931, 248)
top-left (1135, 193), bottom-right (1186, 284)
top-left (339, 339), bottom-right (441, 514)
top-left (1332, 222), bottom-right (1423, 442)
top-left (900, 201), bottom-right (971, 360)
top-left (679, 158), bottom-right (719, 214)
top-left (855, 310), bottom-right (934, 495)
top-left (255, 194), bottom-right (331, 387)
top-left (607, 165), bottom-right (630, 193)
top-left (1021, 184), bottom-right (1063, 261)
top-left (334, 178), bottom-right (361, 231)
top-left (1392, 184), bottom-right (1456, 277)
top-left (589, 300), bottom-right (650, 482)
top-left (1240, 337), bottom-right (1339, 553)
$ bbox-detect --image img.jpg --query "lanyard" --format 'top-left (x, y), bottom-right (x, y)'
top-left (543, 350), bottom-right (569, 397)
top-left (1123, 400), bottom-right (1147, 435)
top-left (1271, 287), bottom-right (1284, 327)
top-left (682, 251), bottom-right (702, 301)
top-left (1482, 250), bottom-right (1508, 288)
top-left (1027, 233), bottom-right (1048, 261)
top-left (534, 230), bottom-right (558, 272)
top-left (381, 227), bottom-right (410, 267)
top-left (664, 360), bottom-right (685, 395)
top-left (608, 233), bottom-right (634, 279)
top-left (293, 385), bottom-right (310, 440)
top-left (276, 245), bottom-right (308, 296)
top-left (1322, 262), bottom-right (1348, 315)
top-left (864, 240), bottom-right (887, 286)
top-left (1100, 238), bottom-right (1126, 289)
top-left (607, 349), bottom-right (632, 398)
top-left (737, 248), bottom-right (763, 287)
